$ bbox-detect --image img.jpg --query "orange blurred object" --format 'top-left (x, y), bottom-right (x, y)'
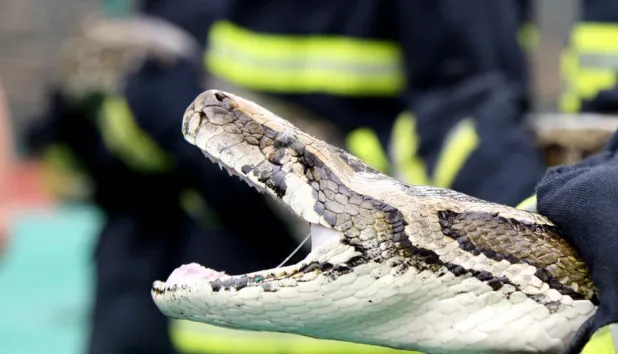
top-left (0, 159), bottom-right (54, 256)
top-left (7, 160), bottom-right (55, 208)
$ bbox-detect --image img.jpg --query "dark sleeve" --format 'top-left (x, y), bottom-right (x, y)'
top-left (536, 130), bottom-right (618, 339)
top-left (123, 58), bottom-right (300, 258)
top-left (580, 88), bottom-right (618, 114)
top-left (24, 87), bottom-right (103, 162)
top-left (513, 0), bottom-right (534, 28)
top-left (24, 88), bottom-right (68, 154)
top-left (392, 0), bottom-right (546, 206)
top-left (140, 0), bottom-right (228, 48)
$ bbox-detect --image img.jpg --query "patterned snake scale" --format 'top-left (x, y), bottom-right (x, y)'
top-left (151, 90), bottom-right (598, 354)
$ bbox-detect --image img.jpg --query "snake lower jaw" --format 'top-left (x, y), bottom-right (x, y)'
top-left (150, 224), bottom-right (349, 313)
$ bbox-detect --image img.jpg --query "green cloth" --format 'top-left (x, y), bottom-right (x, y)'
top-left (0, 205), bottom-right (102, 354)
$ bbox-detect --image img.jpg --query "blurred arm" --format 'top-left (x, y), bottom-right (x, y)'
top-left (122, 57), bottom-right (301, 259)
top-left (391, 0), bottom-right (545, 206)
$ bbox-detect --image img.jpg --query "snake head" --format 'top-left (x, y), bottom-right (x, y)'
top-left (153, 89), bottom-right (420, 341)
top-left (181, 90), bottom-right (386, 228)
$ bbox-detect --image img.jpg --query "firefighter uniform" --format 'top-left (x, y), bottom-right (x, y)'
top-left (26, 1), bottom-right (303, 353)
top-left (204, 0), bottom-right (547, 207)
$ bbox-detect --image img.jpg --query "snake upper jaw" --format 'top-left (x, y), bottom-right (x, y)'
top-left (182, 90), bottom-right (348, 228)
top-left (182, 89), bottom-right (350, 264)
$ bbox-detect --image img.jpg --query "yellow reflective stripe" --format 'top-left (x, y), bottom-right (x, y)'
top-left (517, 22), bottom-right (539, 52)
top-left (170, 320), bottom-right (423, 354)
top-left (345, 128), bottom-right (390, 173)
top-left (432, 118), bottom-right (478, 188)
top-left (572, 24), bottom-right (618, 52)
top-left (559, 92), bottom-right (582, 114)
top-left (42, 143), bottom-right (81, 173)
top-left (571, 70), bottom-right (616, 99)
top-left (205, 20), bottom-right (405, 96)
top-left (98, 95), bottom-right (173, 173)
top-left (560, 48), bottom-right (581, 113)
top-left (560, 23), bottom-right (618, 113)
top-left (179, 188), bottom-right (220, 228)
top-left (582, 324), bottom-right (618, 354)
top-left (612, 324), bottom-right (618, 354)
top-left (579, 53), bottom-right (618, 71)
top-left (41, 143), bottom-right (88, 199)
top-left (516, 194), bottom-right (537, 212)
top-left (389, 112), bottom-right (431, 185)
top-left (346, 113), bottom-right (475, 188)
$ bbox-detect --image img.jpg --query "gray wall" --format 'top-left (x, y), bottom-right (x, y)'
top-left (0, 0), bottom-right (98, 147)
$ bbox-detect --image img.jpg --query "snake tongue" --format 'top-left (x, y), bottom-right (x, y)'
top-left (165, 263), bottom-right (226, 285)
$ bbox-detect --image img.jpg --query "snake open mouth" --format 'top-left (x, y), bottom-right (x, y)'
top-left (159, 219), bottom-right (343, 294)
top-left (158, 219), bottom-right (345, 293)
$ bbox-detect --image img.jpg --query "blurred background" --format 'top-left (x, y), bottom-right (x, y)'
top-left (1, 1), bottom-right (618, 354)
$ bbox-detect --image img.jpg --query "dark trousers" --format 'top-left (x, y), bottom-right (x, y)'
top-left (87, 210), bottom-right (299, 354)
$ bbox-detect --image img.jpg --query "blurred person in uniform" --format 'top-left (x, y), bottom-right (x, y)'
top-left (511, 0), bottom-right (618, 167)
top-left (201, 0), bottom-right (547, 207)
top-left (25, 1), bottom-right (304, 353)
top-left (559, 0), bottom-right (618, 115)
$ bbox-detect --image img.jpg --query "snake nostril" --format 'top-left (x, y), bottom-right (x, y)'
top-left (214, 92), bottom-right (227, 102)
top-left (213, 91), bottom-right (238, 110)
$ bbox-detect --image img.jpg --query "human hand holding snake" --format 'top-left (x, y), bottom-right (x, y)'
top-left (537, 132), bottom-right (618, 354)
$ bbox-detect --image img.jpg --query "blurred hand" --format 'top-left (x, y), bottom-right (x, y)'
top-left (537, 131), bottom-right (618, 354)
